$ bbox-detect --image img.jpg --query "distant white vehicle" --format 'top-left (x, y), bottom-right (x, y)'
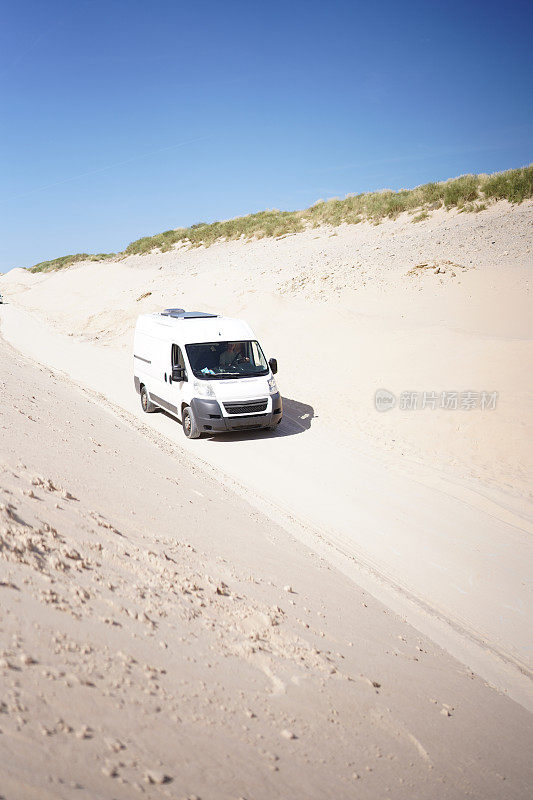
top-left (133, 309), bottom-right (282, 438)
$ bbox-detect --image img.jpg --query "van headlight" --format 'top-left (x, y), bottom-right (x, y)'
top-left (193, 380), bottom-right (215, 398)
top-left (268, 377), bottom-right (278, 394)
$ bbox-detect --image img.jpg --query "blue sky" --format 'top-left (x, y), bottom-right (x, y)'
top-left (1, 0), bottom-right (532, 272)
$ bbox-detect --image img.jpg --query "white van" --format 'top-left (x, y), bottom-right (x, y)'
top-left (133, 309), bottom-right (282, 438)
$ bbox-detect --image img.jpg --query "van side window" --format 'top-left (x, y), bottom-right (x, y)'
top-left (171, 344), bottom-right (186, 374)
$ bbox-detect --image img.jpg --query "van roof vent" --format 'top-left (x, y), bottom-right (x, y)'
top-left (161, 308), bottom-right (185, 316)
top-left (161, 308), bottom-right (218, 319)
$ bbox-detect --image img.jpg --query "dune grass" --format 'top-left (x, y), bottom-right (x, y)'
top-left (123, 164), bottom-right (533, 255)
top-left (123, 210), bottom-right (307, 256)
top-left (28, 165), bottom-right (532, 270)
top-left (482, 166), bottom-right (533, 203)
top-left (29, 253), bottom-right (115, 274)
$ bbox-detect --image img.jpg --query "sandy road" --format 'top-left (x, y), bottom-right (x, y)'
top-left (1, 304), bottom-right (532, 712)
top-left (2, 316), bottom-right (533, 799)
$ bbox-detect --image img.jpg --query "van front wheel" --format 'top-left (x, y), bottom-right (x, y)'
top-left (182, 406), bottom-right (201, 439)
top-left (141, 386), bottom-right (156, 413)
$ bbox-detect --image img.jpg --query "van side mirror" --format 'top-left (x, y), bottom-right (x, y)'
top-left (269, 358), bottom-right (278, 375)
top-left (172, 366), bottom-right (187, 382)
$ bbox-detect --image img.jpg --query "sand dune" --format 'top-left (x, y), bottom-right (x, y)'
top-left (1, 199), bottom-right (532, 794)
top-left (4, 200), bottom-right (532, 497)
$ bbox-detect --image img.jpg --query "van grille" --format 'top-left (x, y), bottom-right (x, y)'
top-left (223, 398), bottom-right (268, 415)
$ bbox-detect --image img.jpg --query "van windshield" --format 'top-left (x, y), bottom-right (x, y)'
top-left (185, 340), bottom-right (269, 380)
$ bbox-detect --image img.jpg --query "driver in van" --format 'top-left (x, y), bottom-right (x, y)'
top-left (219, 341), bottom-right (250, 368)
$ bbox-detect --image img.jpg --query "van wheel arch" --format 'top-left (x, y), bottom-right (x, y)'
top-left (182, 404), bottom-right (201, 439)
top-left (140, 384), bottom-right (156, 413)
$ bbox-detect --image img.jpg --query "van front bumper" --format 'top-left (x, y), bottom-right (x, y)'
top-left (191, 393), bottom-right (282, 433)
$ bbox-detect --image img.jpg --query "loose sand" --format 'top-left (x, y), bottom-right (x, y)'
top-left (1, 336), bottom-right (532, 799)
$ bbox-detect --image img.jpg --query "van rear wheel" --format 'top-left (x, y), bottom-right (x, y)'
top-left (141, 386), bottom-right (156, 413)
top-left (182, 406), bottom-right (201, 439)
